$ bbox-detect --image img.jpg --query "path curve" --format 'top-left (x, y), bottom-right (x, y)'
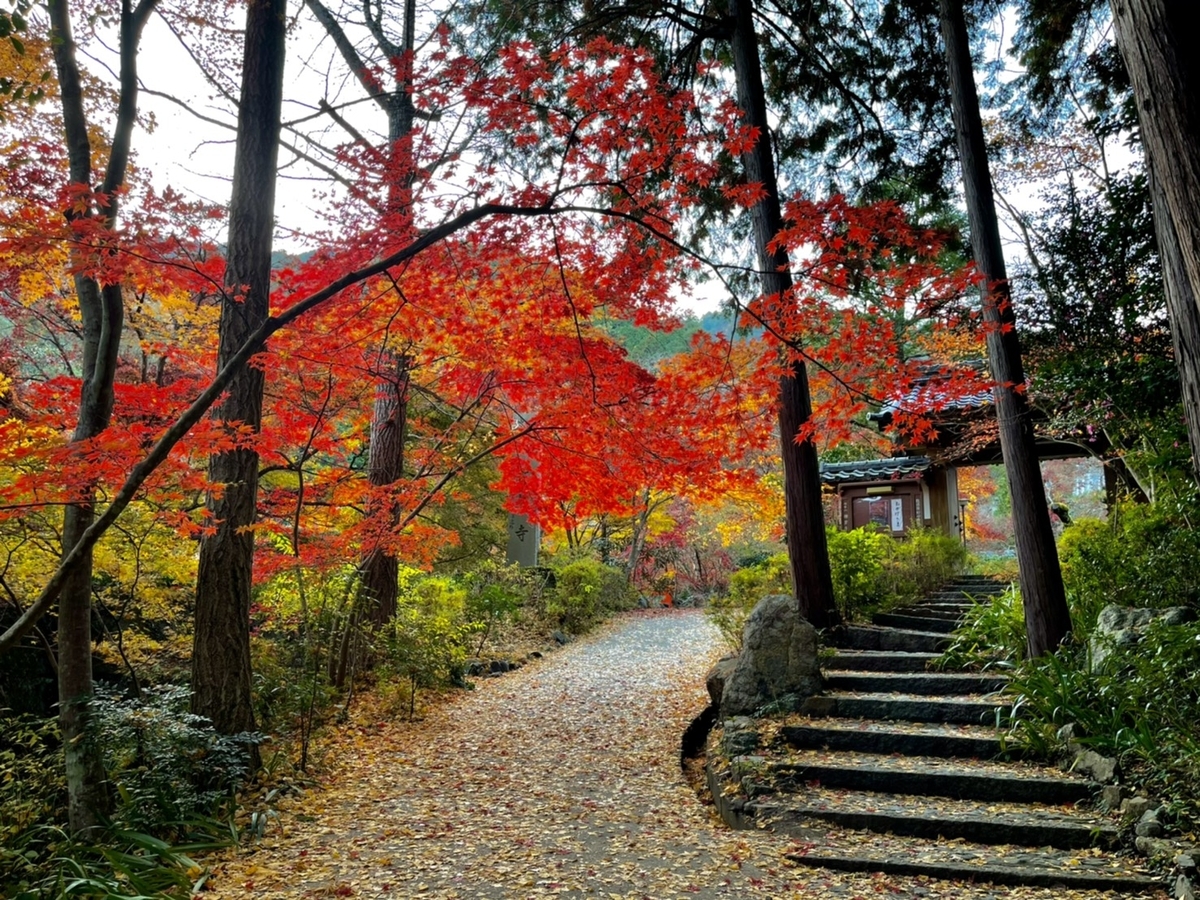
top-left (208, 610), bottom-right (1136, 899)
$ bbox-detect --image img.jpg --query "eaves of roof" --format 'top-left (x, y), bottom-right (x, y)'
top-left (819, 455), bottom-right (933, 485)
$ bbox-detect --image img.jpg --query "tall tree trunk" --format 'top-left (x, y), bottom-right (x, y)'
top-left (1143, 105), bottom-right (1200, 480)
top-left (360, 0), bottom-right (417, 622)
top-left (939, 0), bottom-right (1070, 657)
top-left (1111, 2), bottom-right (1200, 342)
top-left (48, 0), bottom-right (156, 834)
top-left (192, 0), bottom-right (286, 743)
top-left (624, 488), bottom-right (653, 582)
top-left (728, 0), bottom-right (837, 628)
top-left (361, 352), bottom-right (410, 624)
top-left (306, 0), bottom-right (417, 620)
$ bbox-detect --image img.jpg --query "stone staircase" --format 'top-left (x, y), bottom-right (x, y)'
top-left (707, 575), bottom-right (1164, 894)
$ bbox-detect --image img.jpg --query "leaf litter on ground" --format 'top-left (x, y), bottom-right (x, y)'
top-left (202, 610), bottom-right (1164, 899)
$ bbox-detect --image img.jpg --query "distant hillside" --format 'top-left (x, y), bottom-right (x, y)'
top-left (598, 310), bottom-right (738, 366)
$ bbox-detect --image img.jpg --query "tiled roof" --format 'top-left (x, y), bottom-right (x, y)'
top-left (819, 456), bottom-right (932, 485)
top-left (869, 361), bottom-right (994, 427)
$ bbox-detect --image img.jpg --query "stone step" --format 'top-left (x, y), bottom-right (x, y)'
top-left (747, 752), bottom-right (1092, 804)
top-left (888, 606), bottom-right (965, 621)
top-left (780, 719), bottom-right (1006, 759)
top-left (784, 842), bottom-right (1160, 893)
top-left (912, 602), bottom-right (974, 613)
top-left (823, 670), bottom-right (1007, 696)
top-left (752, 786), bottom-right (1120, 850)
top-left (872, 613), bottom-right (959, 633)
top-left (804, 691), bottom-right (1008, 725)
top-left (928, 590), bottom-right (1004, 602)
top-left (838, 625), bottom-right (950, 653)
top-left (822, 651), bottom-right (939, 672)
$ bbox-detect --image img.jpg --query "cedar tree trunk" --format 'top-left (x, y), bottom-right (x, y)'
top-left (192, 0), bottom-right (287, 742)
top-left (729, 0), bottom-right (838, 629)
top-left (1149, 162), bottom-right (1200, 478)
top-left (1113, 2), bottom-right (1200, 479)
top-left (939, 0), bottom-right (1071, 657)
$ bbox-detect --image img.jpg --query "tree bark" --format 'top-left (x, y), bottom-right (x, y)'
top-left (1111, 1), bottom-right (1200, 347)
top-left (939, 0), bottom-right (1070, 657)
top-left (307, 0), bottom-right (417, 621)
top-left (729, 0), bottom-right (838, 629)
top-left (1146, 127), bottom-right (1200, 480)
top-left (48, 0), bottom-right (156, 834)
top-left (361, 352), bottom-right (410, 625)
top-left (192, 0), bottom-right (287, 743)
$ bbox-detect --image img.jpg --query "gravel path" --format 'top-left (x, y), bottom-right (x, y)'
top-left (206, 610), bottom-right (1155, 899)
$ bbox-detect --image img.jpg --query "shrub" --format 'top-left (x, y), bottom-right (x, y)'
top-left (708, 528), bottom-right (969, 648)
top-left (3, 824), bottom-right (209, 899)
top-left (705, 552), bottom-right (789, 649)
top-left (547, 558), bottom-right (634, 633)
top-left (462, 561), bottom-right (542, 655)
top-left (378, 576), bottom-right (475, 718)
top-left (826, 528), bottom-right (889, 619)
top-left (883, 528), bottom-right (969, 605)
top-left (0, 714), bottom-right (64, 879)
top-left (90, 685), bottom-right (259, 835)
top-left (1059, 503), bottom-right (1200, 632)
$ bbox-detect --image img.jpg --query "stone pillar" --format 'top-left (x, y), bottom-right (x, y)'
top-left (506, 513), bottom-right (540, 567)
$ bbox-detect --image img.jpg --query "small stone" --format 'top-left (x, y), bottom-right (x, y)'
top-left (1123, 796), bottom-right (1154, 819)
top-left (552, 630), bottom-right (570, 645)
top-left (731, 754), bottom-right (766, 775)
top-left (1100, 785), bottom-right (1124, 811)
top-left (798, 696), bottom-right (837, 717)
top-left (1072, 748), bottom-right (1119, 783)
top-left (1177, 874), bottom-right (1196, 900)
top-left (1057, 723), bottom-right (1081, 752)
top-left (1137, 836), bottom-right (1173, 856)
top-left (722, 726), bottom-right (759, 757)
top-left (1176, 854), bottom-right (1197, 873)
top-left (706, 657), bottom-right (737, 709)
top-left (1136, 807), bottom-right (1165, 838)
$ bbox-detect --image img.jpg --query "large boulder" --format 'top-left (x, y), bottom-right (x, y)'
top-left (718, 594), bottom-right (821, 717)
top-left (1091, 605), bottom-right (1193, 670)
